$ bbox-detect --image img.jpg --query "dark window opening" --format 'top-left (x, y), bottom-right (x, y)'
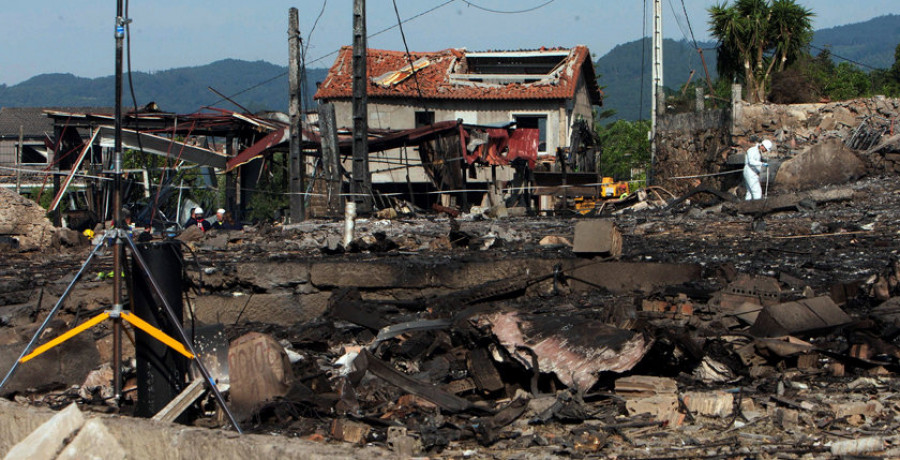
top-left (415, 111), bottom-right (434, 128)
top-left (21, 145), bottom-right (48, 164)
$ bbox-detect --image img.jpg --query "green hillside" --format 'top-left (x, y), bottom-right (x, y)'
top-left (812, 14), bottom-right (900, 69)
top-left (0, 59), bottom-right (327, 114)
top-left (596, 38), bottom-right (718, 122)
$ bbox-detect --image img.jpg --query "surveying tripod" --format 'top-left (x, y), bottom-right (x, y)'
top-left (0, 229), bottom-right (243, 433)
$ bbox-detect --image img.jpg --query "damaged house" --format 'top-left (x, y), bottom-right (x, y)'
top-left (314, 45), bottom-right (603, 211)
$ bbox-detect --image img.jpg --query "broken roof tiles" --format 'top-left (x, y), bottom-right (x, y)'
top-left (314, 45), bottom-right (601, 105)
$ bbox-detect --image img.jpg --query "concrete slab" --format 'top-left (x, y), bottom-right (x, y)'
top-left (3, 402), bottom-right (84, 460)
top-left (573, 220), bottom-right (622, 257)
top-left (56, 419), bottom-right (125, 460)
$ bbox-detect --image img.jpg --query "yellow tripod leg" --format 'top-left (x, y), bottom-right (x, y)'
top-left (120, 312), bottom-right (194, 359)
top-left (20, 312), bottom-right (110, 363)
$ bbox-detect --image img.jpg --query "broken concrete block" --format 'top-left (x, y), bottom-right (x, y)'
top-left (55, 419), bottom-right (126, 460)
top-left (624, 394), bottom-right (683, 426)
top-left (682, 391), bottom-right (734, 417)
top-left (330, 419), bottom-right (371, 445)
top-left (831, 437), bottom-right (886, 456)
top-left (750, 296), bottom-right (851, 337)
top-left (615, 375), bottom-right (678, 399)
top-left (718, 274), bottom-right (781, 310)
top-left (3, 402), bottom-right (84, 460)
top-left (774, 138), bottom-right (866, 191)
top-left (830, 400), bottom-right (884, 419)
top-left (228, 332), bottom-right (294, 421)
top-left (573, 220), bottom-right (622, 257)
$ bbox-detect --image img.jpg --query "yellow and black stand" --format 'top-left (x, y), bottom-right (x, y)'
top-left (19, 311), bottom-right (194, 365)
top-left (0, 231), bottom-right (243, 433)
top-left (0, 0), bottom-right (241, 434)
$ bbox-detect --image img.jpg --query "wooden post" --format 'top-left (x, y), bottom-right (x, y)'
top-left (225, 134), bottom-right (238, 221)
top-left (351, 0), bottom-right (372, 213)
top-left (288, 8), bottom-right (305, 223)
top-left (317, 103), bottom-right (342, 216)
top-left (51, 125), bottom-right (62, 227)
top-left (16, 125), bottom-right (23, 194)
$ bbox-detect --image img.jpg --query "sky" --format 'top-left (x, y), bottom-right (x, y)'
top-left (2, 0), bottom-right (899, 86)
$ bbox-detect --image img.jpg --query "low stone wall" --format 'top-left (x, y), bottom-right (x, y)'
top-left (655, 109), bottom-right (731, 194)
top-left (655, 96), bottom-right (900, 195)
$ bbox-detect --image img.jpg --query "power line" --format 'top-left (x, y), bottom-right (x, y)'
top-left (391, 0), bottom-right (429, 114)
top-left (206, 0), bottom-right (459, 110)
top-left (679, 0), bottom-right (699, 50)
top-left (809, 44), bottom-right (880, 71)
top-left (459, 0), bottom-right (557, 14)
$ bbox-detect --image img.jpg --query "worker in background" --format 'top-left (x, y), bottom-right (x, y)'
top-left (211, 208), bottom-right (226, 230)
top-left (184, 207), bottom-right (211, 232)
top-left (743, 139), bottom-right (774, 200)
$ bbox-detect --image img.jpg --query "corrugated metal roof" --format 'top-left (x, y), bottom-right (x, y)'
top-left (0, 106), bottom-right (113, 139)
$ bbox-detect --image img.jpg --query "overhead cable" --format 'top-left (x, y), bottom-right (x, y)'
top-left (459, 0), bottom-right (557, 14)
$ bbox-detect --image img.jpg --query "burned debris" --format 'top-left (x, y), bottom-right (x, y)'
top-left (2, 167), bottom-right (900, 459)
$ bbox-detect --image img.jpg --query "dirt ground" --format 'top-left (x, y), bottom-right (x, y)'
top-left (3, 174), bottom-right (900, 459)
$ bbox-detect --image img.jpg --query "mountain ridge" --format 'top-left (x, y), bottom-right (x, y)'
top-left (1, 15), bottom-right (897, 121)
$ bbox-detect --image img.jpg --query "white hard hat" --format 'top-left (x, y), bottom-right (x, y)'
top-left (194, 207), bottom-right (204, 215)
top-left (761, 139), bottom-right (774, 151)
top-left (216, 208), bottom-right (226, 215)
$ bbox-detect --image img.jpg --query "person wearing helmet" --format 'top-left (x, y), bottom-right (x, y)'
top-left (184, 207), bottom-right (211, 231)
top-left (743, 139), bottom-right (774, 200)
top-left (211, 208), bottom-right (227, 230)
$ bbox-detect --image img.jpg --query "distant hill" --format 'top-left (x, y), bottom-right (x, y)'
top-left (0, 59), bottom-right (328, 114)
top-left (597, 14), bottom-right (900, 122)
top-left (0, 15), bottom-right (897, 122)
top-left (812, 14), bottom-right (900, 69)
top-left (595, 38), bottom-right (718, 122)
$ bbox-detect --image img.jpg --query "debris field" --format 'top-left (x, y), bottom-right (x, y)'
top-left (2, 175), bottom-right (900, 459)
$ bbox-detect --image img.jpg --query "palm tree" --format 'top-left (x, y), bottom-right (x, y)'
top-left (709, 0), bottom-right (814, 103)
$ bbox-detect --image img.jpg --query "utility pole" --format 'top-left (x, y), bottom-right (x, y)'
top-left (351, 0), bottom-right (372, 213)
top-left (288, 8), bottom-right (305, 222)
top-left (650, 0), bottom-right (663, 185)
top-left (318, 103), bottom-right (342, 216)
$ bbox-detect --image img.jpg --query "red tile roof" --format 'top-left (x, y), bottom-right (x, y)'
top-left (314, 46), bottom-right (601, 105)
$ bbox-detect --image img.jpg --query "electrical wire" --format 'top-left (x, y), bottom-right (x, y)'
top-left (679, 0), bottom-right (699, 50)
top-left (391, 0), bottom-right (430, 116)
top-left (206, 0), bottom-right (459, 109)
top-left (809, 44), bottom-right (880, 71)
top-left (459, 0), bottom-right (556, 14)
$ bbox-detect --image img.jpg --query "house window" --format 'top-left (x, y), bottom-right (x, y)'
top-left (515, 115), bottom-right (547, 152)
top-left (415, 111), bottom-right (434, 128)
top-left (21, 144), bottom-right (49, 164)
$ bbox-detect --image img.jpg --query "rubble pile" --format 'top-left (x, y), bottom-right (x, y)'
top-left (733, 97), bottom-right (900, 152)
top-left (0, 188), bottom-right (56, 251)
top-left (2, 175), bottom-right (900, 458)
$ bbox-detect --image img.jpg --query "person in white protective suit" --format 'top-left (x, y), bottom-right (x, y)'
top-left (743, 139), bottom-right (774, 200)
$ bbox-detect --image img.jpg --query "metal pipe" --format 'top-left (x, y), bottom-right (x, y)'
top-left (112, 0), bottom-right (126, 405)
top-left (343, 200), bottom-right (356, 247)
